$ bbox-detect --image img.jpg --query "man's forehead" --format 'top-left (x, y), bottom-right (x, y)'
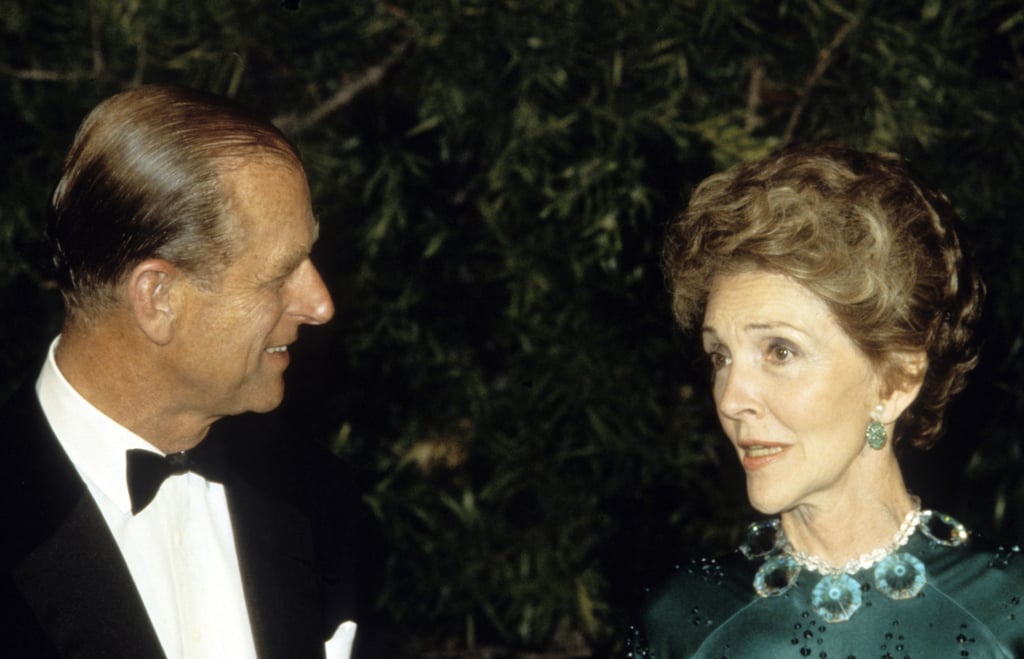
top-left (219, 159), bottom-right (312, 215)
top-left (211, 158), bottom-right (318, 271)
top-left (218, 155), bottom-right (307, 189)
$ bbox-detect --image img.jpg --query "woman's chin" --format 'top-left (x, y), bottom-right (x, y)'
top-left (746, 486), bottom-right (789, 516)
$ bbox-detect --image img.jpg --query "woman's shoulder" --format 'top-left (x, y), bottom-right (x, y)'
top-left (913, 514), bottom-right (1024, 654)
top-left (644, 551), bottom-right (755, 614)
top-left (921, 516), bottom-right (1024, 587)
top-left (634, 551), bottom-right (757, 658)
top-left (926, 530), bottom-right (1024, 617)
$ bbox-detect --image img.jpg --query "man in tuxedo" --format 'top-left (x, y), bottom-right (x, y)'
top-left (1, 85), bottom-right (372, 658)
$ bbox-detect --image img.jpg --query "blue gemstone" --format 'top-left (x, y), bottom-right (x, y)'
top-left (812, 574), bottom-right (862, 623)
top-left (874, 552), bottom-right (926, 599)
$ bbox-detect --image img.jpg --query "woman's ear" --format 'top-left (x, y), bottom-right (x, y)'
top-left (126, 259), bottom-right (180, 346)
top-left (878, 351), bottom-right (928, 423)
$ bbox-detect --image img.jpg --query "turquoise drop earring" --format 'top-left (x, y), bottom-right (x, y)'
top-left (866, 404), bottom-right (886, 450)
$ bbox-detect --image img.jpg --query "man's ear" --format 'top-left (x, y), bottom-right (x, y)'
top-left (126, 259), bottom-right (180, 346)
top-left (878, 351), bottom-right (928, 423)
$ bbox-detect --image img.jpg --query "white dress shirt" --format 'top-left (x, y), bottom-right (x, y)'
top-left (36, 338), bottom-right (258, 659)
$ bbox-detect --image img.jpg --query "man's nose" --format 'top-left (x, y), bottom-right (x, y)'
top-left (290, 260), bottom-right (335, 325)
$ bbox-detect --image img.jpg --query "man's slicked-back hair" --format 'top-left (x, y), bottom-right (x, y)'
top-left (50, 84), bottom-right (302, 321)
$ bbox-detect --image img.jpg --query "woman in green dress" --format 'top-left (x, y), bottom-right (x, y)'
top-left (631, 143), bottom-right (1024, 658)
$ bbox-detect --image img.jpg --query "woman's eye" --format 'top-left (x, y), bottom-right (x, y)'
top-left (709, 352), bottom-right (731, 370)
top-left (768, 343), bottom-right (795, 362)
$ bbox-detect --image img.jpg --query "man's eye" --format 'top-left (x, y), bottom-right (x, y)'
top-left (263, 272), bottom-right (291, 289)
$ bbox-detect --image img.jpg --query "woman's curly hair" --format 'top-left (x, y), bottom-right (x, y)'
top-left (664, 143), bottom-right (984, 449)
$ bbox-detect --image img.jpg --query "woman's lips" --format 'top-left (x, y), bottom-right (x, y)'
top-left (738, 442), bottom-right (789, 471)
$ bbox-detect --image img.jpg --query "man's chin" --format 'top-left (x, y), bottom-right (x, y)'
top-left (249, 393), bottom-right (285, 414)
top-left (235, 382), bottom-right (286, 415)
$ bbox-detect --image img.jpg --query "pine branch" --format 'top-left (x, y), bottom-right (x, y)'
top-left (90, 1), bottom-right (106, 78)
top-left (273, 42), bottom-right (408, 136)
top-left (1, 2), bottom-right (124, 86)
top-left (782, 19), bottom-right (858, 144)
top-left (745, 59), bottom-right (766, 131)
top-left (131, 19), bottom-right (147, 87)
top-left (0, 67), bottom-right (93, 82)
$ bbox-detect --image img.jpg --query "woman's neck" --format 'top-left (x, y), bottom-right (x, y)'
top-left (778, 476), bottom-right (918, 570)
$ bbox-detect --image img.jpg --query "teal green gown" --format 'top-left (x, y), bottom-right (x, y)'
top-left (630, 516), bottom-right (1024, 658)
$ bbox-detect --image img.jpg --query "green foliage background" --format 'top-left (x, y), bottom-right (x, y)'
top-left (2, 1), bottom-right (1023, 656)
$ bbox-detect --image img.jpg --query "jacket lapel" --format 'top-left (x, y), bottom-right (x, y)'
top-left (226, 476), bottom-right (325, 658)
top-left (211, 408), bottom-right (365, 658)
top-left (12, 494), bottom-right (165, 658)
top-left (3, 386), bottom-right (164, 658)
top-left (210, 409), bottom-right (369, 658)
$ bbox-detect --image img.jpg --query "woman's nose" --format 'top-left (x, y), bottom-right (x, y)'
top-left (715, 361), bottom-right (763, 419)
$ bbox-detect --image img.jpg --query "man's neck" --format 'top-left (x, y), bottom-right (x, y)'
top-left (56, 325), bottom-right (215, 453)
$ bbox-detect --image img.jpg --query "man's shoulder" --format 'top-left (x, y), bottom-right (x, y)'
top-left (206, 409), bottom-right (370, 565)
top-left (209, 410), bottom-right (385, 648)
top-left (208, 410), bottom-right (358, 508)
top-left (0, 385), bottom-right (46, 439)
top-left (0, 384), bottom-right (77, 490)
top-left (0, 384), bottom-right (85, 567)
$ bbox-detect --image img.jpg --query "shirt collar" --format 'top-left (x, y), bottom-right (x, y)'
top-left (35, 336), bottom-right (164, 515)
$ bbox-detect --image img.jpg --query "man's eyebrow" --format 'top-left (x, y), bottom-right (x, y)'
top-left (269, 246), bottom-right (310, 279)
top-left (264, 214), bottom-right (319, 280)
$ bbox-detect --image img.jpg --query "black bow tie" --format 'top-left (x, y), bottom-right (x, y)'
top-left (126, 441), bottom-right (226, 515)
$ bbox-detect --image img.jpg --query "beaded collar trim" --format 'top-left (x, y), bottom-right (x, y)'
top-left (739, 510), bottom-right (968, 623)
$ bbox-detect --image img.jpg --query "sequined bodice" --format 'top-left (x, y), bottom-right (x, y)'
top-left (630, 515), bottom-right (1024, 658)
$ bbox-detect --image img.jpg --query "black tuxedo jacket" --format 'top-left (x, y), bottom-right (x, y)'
top-left (0, 385), bottom-right (377, 658)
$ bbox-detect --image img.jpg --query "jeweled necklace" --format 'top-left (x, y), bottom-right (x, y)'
top-left (787, 506), bottom-right (921, 575)
top-left (740, 506), bottom-right (968, 623)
